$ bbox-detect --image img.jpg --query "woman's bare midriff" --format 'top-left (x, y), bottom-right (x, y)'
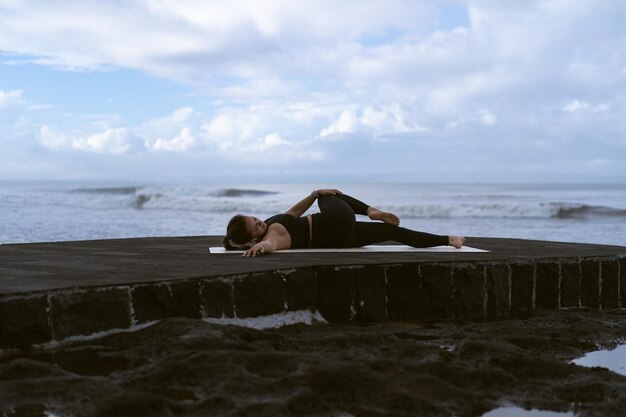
top-left (307, 214), bottom-right (313, 243)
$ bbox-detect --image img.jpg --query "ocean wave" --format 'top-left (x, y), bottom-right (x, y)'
top-left (210, 188), bottom-right (280, 197)
top-left (19, 185), bottom-right (626, 220)
top-left (137, 193), bottom-right (284, 214)
top-left (70, 186), bottom-right (141, 195)
top-left (553, 204), bottom-right (626, 219)
top-left (61, 186), bottom-right (280, 211)
top-left (133, 195), bottom-right (626, 219)
top-left (131, 194), bottom-right (156, 209)
top-left (386, 202), bottom-right (626, 220)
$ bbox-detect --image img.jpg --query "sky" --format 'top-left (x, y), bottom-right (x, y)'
top-left (1, 0), bottom-right (625, 183)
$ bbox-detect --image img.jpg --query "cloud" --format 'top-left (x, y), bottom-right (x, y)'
top-left (320, 105), bottom-right (426, 138)
top-left (562, 99), bottom-right (610, 114)
top-left (320, 109), bottom-right (359, 137)
top-left (72, 128), bottom-right (135, 154)
top-left (562, 100), bottom-right (589, 113)
top-left (152, 127), bottom-right (195, 152)
top-left (39, 124), bottom-right (137, 154)
top-left (0, 89), bottom-right (24, 107)
top-left (0, 1), bottom-right (438, 83)
top-left (138, 107), bottom-right (196, 150)
top-left (39, 125), bottom-right (68, 148)
top-left (2, 1), bottom-right (626, 181)
top-left (37, 108), bottom-right (196, 154)
top-left (199, 102), bottom-right (333, 159)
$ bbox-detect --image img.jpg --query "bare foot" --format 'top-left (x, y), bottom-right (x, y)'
top-left (448, 236), bottom-right (465, 249)
top-left (367, 207), bottom-right (400, 226)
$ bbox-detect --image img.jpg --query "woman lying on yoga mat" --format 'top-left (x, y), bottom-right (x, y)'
top-left (223, 189), bottom-right (465, 257)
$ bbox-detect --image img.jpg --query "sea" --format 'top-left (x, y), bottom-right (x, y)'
top-left (1, 181), bottom-right (625, 246)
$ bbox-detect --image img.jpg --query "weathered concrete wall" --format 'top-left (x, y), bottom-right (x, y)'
top-left (2, 255), bottom-right (624, 350)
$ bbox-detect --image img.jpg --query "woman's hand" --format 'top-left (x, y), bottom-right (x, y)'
top-left (243, 242), bottom-right (268, 257)
top-left (316, 188), bottom-right (343, 196)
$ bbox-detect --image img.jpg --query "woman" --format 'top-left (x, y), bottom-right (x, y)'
top-left (223, 189), bottom-right (465, 257)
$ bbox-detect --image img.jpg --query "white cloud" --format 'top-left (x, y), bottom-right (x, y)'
top-left (0, 1), bottom-right (437, 83)
top-left (152, 127), bottom-right (195, 152)
top-left (562, 100), bottom-right (589, 113)
top-left (251, 133), bottom-right (289, 150)
top-left (320, 109), bottom-right (359, 137)
top-left (139, 107), bottom-right (194, 131)
top-left (72, 128), bottom-right (134, 154)
top-left (0, 89), bottom-right (24, 107)
top-left (202, 110), bottom-right (260, 145)
top-left (2, 1), bottom-right (626, 181)
top-left (562, 99), bottom-right (610, 114)
top-left (320, 105), bottom-right (426, 138)
top-left (361, 104), bottom-right (425, 134)
top-left (39, 125), bottom-right (68, 148)
top-left (192, 102), bottom-right (348, 163)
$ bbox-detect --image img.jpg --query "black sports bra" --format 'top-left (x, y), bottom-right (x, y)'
top-left (263, 213), bottom-right (311, 248)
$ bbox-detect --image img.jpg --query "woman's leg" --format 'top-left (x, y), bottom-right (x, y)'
top-left (354, 221), bottom-right (449, 248)
top-left (313, 193), bottom-right (435, 248)
top-left (314, 195), bottom-right (359, 247)
top-left (334, 193), bottom-right (369, 215)
top-left (337, 193), bottom-right (400, 226)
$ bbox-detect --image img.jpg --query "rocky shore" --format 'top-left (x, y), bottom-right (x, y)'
top-left (1, 309), bottom-right (626, 417)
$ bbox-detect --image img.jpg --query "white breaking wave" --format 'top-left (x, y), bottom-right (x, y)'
top-left (2, 181), bottom-right (626, 246)
top-left (386, 202), bottom-right (626, 219)
top-left (3, 184), bottom-right (626, 219)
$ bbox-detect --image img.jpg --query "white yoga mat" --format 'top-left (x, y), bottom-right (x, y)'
top-left (209, 245), bottom-right (489, 254)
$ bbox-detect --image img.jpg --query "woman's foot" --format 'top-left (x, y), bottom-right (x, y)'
top-left (367, 207), bottom-right (400, 226)
top-left (448, 236), bottom-right (465, 249)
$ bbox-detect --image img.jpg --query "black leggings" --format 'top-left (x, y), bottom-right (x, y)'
top-left (310, 194), bottom-right (449, 248)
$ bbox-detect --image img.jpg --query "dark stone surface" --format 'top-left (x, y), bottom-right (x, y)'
top-left (452, 265), bottom-right (485, 320)
top-left (200, 279), bottom-right (234, 318)
top-left (279, 268), bottom-right (317, 311)
top-left (233, 272), bottom-right (284, 318)
top-left (0, 295), bottom-right (50, 348)
top-left (580, 260), bottom-right (600, 308)
top-left (560, 262), bottom-right (581, 308)
top-left (600, 259), bottom-right (619, 309)
top-left (1, 236), bottom-right (625, 295)
top-left (385, 264), bottom-right (422, 320)
top-left (1, 236), bottom-right (625, 350)
top-left (419, 264), bottom-right (453, 319)
top-left (316, 266), bottom-right (357, 322)
top-left (619, 258), bottom-right (626, 308)
top-left (168, 280), bottom-right (202, 319)
top-left (50, 288), bottom-right (131, 339)
top-left (535, 263), bottom-right (559, 310)
top-left (131, 284), bottom-right (175, 323)
top-left (510, 264), bottom-right (534, 317)
top-left (353, 265), bottom-right (386, 322)
top-left (485, 264), bottom-right (510, 320)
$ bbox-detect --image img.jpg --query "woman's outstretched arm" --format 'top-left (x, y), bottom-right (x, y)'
top-left (243, 239), bottom-right (275, 257)
top-left (243, 225), bottom-right (291, 257)
top-left (285, 188), bottom-right (343, 217)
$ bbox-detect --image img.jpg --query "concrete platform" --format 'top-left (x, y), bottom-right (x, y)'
top-left (1, 236), bottom-right (625, 349)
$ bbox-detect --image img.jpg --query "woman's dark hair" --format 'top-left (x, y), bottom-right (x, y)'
top-left (223, 214), bottom-right (254, 250)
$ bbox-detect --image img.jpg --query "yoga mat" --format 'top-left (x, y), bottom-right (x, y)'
top-left (208, 245), bottom-right (489, 254)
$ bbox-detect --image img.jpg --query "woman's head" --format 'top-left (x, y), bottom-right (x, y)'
top-left (222, 214), bottom-right (267, 250)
